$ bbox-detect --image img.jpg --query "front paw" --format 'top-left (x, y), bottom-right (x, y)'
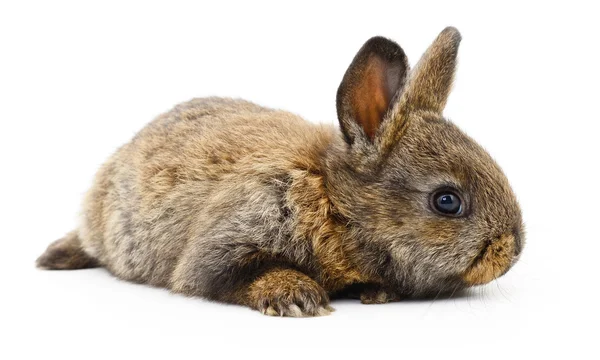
top-left (360, 286), bottom-right (399, 304)
top-left (247, 268), bottom-right (333, 317)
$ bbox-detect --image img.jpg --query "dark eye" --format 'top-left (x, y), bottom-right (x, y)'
top-left (431, 191), bottom-right (463, 216)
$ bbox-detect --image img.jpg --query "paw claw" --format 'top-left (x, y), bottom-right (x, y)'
top-left (316, 306), bottom-right (331, 317)
top-left (287, 304), bottom-right (304, 317)
top-left (265, 306), bottom-right (279, 316)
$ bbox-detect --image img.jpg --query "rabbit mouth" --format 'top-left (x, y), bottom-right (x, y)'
top-left (461, 233), bottom-right (516, 286)
top-left (470, 239), bottom-right (493, 266)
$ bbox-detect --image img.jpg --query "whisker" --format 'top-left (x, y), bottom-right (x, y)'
top-left (491, 265), bottom-right (513, 302)
top-left (422, 288), bottom-right (444, 317)
top-left (479, 285), bottom-right (488, 309)
top-left (495, 279), bottom-right (511, 302)
top-left (448, 284), bottom-right (459, 299)
top-left (448, 283), bottom-right (462, 311)
top-left (467, 285), bottom-right (473, 310)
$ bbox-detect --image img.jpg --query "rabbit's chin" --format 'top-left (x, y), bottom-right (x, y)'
top-left (461, 233), bottom-right (517, 286)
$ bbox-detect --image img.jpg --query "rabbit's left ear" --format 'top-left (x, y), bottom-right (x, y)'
top-left (336, 37), bottom-right (409, 145)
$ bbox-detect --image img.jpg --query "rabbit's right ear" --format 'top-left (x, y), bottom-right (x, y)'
top-left (336, 37), bottom-right (409, 146)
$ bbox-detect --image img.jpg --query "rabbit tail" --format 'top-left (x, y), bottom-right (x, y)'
top-left (36, 231), bottom-right (99, 270)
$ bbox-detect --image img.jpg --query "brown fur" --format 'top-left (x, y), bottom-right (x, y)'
top-left (37, 27), bottom-right (524, 317)
top-left (287, 167), bottom-right (373, 292)
top-left (400, 27), bottom-right (461, 113)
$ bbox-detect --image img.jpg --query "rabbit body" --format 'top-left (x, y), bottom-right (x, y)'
top-left (42, 98), bottom-right (365, 315)
top-left (38, 28), bottom-right (524, 316)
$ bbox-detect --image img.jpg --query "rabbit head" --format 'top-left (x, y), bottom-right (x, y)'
top-left (328, 27), bottom-right (524, 296)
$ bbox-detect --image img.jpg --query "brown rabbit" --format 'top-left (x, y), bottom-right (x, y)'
top-left (37, 27), bottom-right (524, 317)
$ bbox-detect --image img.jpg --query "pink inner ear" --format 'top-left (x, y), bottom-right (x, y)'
top-left (351, 55), bottom-right (394, 141)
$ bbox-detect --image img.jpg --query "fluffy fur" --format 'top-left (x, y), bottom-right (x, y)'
top-left (37, 27), bottom-right (524, 317)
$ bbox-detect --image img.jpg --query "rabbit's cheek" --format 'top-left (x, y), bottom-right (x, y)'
top-left (461, 233), bottom-right (516, 286)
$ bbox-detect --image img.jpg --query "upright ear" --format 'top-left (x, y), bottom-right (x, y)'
top-left (399, 27), bottom-right (462, 114)
top-left (336, 37), bottom-right (409, 145)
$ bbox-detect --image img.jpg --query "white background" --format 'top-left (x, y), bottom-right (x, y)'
top-left (1, 1), bottom-right (598, 359)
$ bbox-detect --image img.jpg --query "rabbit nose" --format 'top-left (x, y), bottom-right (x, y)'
top-left (462, 232), bottom-right (516, 286)
top-left (512, 226), bottom-right (524, 257)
